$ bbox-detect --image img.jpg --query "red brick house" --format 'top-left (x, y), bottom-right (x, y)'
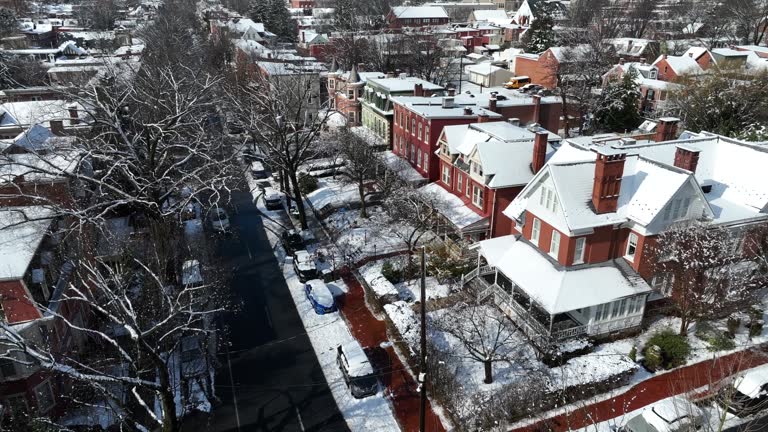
top-left (431, 120), bottom-right (560, 240)
top-left (464, 118), bottom-right (768, 346)
top-left (386, 6), bottom-right (449, 29)
top-left (652, 53), bottom-right (704, 82)
top-left (290, 0), bottom-right (314, 8)
top-left (326, 63), bottom-right (385, 127)
top-left (513, 46), bottom-right (590, 89)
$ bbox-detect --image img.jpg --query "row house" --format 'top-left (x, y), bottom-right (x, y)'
top-left (390, 87), bottom-right (562, 181)
top-left (651, 48), bottom-right (712, 82)
top-left (0, 206), bottom-right (88, 421)
top-left (514, 45), bottom-right (592, 89)
top-left (386, 6), bottom-right (450, 29)
top-left (468, 10), bottom-right (513, 26)
top-left (463, 118), bottom-right (768, 349)
top-left (605, 38), bottom-right (660, 63)
top-left (601, 60), bottom-right (681, 114)
top-left (391, 96), bottom-right (502, 183)
top-left (430, 119), bottom-right (560, 242)
top-left (326, 63), bottom-right (385, 127)
top-left (360, 76), bottom-right (444, 146)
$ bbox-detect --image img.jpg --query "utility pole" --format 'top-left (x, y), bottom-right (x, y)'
top-left (458, 55), bottom-right (464, 94)
top-left (419, 246), bottom-right (427, 432)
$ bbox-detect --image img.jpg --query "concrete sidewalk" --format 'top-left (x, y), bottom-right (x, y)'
top-left (513, 347), bottom-right (768, 432)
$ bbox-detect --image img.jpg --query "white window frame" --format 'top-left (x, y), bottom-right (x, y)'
top-left (549, 230), bottom-right (561, 258)
top-left (531, 218), bottom-right (541, 244)
top-left (347, 111), bottom-right (356, 123)
top-left (626, 232), bottom-right (638, 261)
top-left (574, 237), bottom-right (586, 264)
top-left (465, 179), bottom-right (471, 198)
top-left (456, 173), bottom-right (463, 193)
top-left (442, 165), bottom-right (451, 185)
top-left (417, 149), bottom-right (423, 167)
top-left (472, 185), bottom-right (484, 208)
top-left (418, 123), bottom-right (423, 140)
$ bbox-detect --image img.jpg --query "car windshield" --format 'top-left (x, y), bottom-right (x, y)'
top-left (351, 374), bottom-right (377, 392)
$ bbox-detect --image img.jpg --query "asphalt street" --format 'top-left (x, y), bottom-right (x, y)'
top-left (191, 190), bottom-right (348, 432)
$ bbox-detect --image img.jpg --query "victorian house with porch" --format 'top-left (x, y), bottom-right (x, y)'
top-left (463, 119), bottom-right (768, 348)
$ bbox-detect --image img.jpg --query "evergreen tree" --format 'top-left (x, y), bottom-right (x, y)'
top-left (248, 0), bottom-right (294, 42)
top-left (248, 0), bottom-right (269, 23)
top-left (593, 68), bottom-right (642, 132)
top-left (522, 2), bottom-right (557, 53)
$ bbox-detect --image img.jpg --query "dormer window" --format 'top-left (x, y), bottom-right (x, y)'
top-left (649, 70), bottom-right (657, 79)
top-left (626, 232), bottom-right (638, 261)
top-left (539, 186), bottom-right (559, 213)
top-left (471, 162), bottom-right (483, 176)
top-left (662, 197), bottom-right (691, 222)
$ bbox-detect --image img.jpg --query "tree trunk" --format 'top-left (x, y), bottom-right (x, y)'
top-left (282, 169), bottom-right (292, 207)
top-left (289, 171), bottom-right (308, 229)
top-left (358, 182), bottom-right (368, 218)
top-left (483, 360), bottom-right (493, 384)
top-left (679, 314), bottom-right (689, 336)
top-left (142, 340), bottom-right (179, 432)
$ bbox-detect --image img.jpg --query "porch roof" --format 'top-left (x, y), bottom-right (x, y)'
top-left (479, 235), bottom-right (651, 314)
top-left (420, 183), bottom-right (488, 231)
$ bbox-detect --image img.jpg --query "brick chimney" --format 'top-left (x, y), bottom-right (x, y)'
top-left (447, 87), bottom-right (456, 96)
top-left (674, 145), bottom-right (700, 173)
top-left (655, 117), bottom-right (680, 142)
top-left (488, 95), bottom-right (498, 113)
top-left (591, 151), bottom-right (626, 214)
top-left (532, 131), bottom-right (548, 173)
top-left (414, 83), bottom-right (424, 97)
top-left (50, 120), bottom-right (64, 135)
top-left (463, 107), bottom-right (473, 115)
top-left (532, 95), bottom-right (541, 124)
top-left (618, 58), bottom-right (625, 65)
top-left (477, 112), bottom-right (490, 123)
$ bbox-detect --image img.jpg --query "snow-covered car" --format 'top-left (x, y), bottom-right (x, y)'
top-left (264, 188), bottom-right (283, 211)
top-left (280, 229), bottom-right (304, 255)
top-left (293, 250), bottom-right (318, 282)
top-left (208, 208), bottom-right (230, 233)
top-left (250, 161), bottom-right (268, 179)
top-left (718, 364), bottom-right (768, 416)
top-left (304, 279), bottom-right (337, 314)
top-left (337, 341), bottom-right (378, 399)
top-left (620, 396), bottom-right (704, 432)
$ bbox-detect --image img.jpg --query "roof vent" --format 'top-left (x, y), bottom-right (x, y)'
top-left (701, 184), bottom-right (713, 194)
top-left (442, 97), bottom-right (455, 108)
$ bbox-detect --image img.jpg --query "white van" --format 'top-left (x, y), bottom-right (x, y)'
top-left (337, 341), bottom-right (378, 399)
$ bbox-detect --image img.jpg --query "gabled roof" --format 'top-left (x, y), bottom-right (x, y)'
top-left (0, 207), bottom-right (54, 281)
top-left (390, 6), bottom-right (449, 19)
top-left (683, 46), bottom-right (709, 61)
top-left (480, 235), bottom-right (651, 314)
top-left (652, 54), bottom-right (702, 76)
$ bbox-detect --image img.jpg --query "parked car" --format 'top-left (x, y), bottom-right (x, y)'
top-left (718, 364), bottom-right (768, 416)
top-left (337, 341), bottom-right (379, 399)
top-left (250, 161), bottom-right (268, 179)
top-left (520, 83), bottom-right (543, 94)
top-left (620, 396), bottom-right (704, 432)
top-left (293, 250), bottom-right (318, 282)
top-left (281, 229), bottom-right (304, 255)
top-left (208, 208), bottom-right (230, 233)
top-left (242, 147), bottom-right (264, 163)
top-left (264, 188), bottom-right (283, 210)
top-left (304, 279), bottom-right (337, 314)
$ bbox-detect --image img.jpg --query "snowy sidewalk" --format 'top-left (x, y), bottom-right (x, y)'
top-left (511, 346), bottom-right (768, 432)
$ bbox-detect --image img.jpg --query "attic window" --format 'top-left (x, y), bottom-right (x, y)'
top-left (701, 184), bottom-right (713, 194)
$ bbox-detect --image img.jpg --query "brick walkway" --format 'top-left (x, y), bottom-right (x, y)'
top-left (339, 270), bottom-right (446, 432)
top-left (513, 347), bottom-right (768, 432)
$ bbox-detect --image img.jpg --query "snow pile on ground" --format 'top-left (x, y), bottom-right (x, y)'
top-left (384, 301), bottom-right (420, 354)
top-left (548, 354), bottom-right (637, 390)
top-left (360, 263), bottom-right (400, 303)
top-left (395, 276), bottom-right (452, 302)
top-left (325, 206), bottom-right (410, 260)
top-left (306, 177), bottom-right (360, 210)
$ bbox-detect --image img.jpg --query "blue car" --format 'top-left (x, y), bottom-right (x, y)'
top-left (304, 280), bottom-right (337, 314)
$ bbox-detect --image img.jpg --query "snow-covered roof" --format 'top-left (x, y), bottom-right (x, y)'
top-left (367, 76), bottom-right (444, 93)
top-left (0, 101), bottom-right (87, 129)
top-left (548, 45), bottom-right (591, 62)
top-left (306, 279), bottom-right (334, 308)
top-left (0, 149), bottom-right (81, 183)
top-left (466, 64), bottom-right (505, 75)
top-left (420, 183), bottom-right (488, 231)
top-left (339, 341), bottom-right (374, 377)
top-left (736, 45), bottom-right (768, 55)
top-left (712, 48), bottom-right (748, 57)
top-left (683, 46), bottom-right (709, 60)
top-left (538, 133), bottom-right (768, 227)
top-left (639, 396), bottom-right (703, 432)
top-left (470, 9), bottom-right (511, 24)
top-left (653, 54), bottom-right (702, 76)
top-left (479, 236), bottom-right (651, 314)
top-left (294, 250), bottom-right (316, 272)
top-left (735, 364), bottom-right (768, 399)
top-left (391, 6), bottom-right (449, 19)
top-left (0, 207), bottom-right (54, 281)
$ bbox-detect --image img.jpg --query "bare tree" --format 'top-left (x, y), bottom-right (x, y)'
top-left (652, 220), bottom-right (764, 336)
top-left (382, 186), bottom-right (437, 265)
top-left (226, 68), bottom-right (329, 229)
top-left (625, 0), bottom-right (660, 38)
top-left (433, 301), bottom-right (525, 384)
top-left (723, 0), bottom-right (768, 45)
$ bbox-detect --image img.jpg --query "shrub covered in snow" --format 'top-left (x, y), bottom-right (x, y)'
top-left (643, 329), bottom-right (691, 370)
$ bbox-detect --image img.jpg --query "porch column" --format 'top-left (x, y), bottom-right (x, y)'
top-left (549, 314), bottom-right (554, 334)
top-left (494, 269), bottom-right (498, 285)
top-left (476, 250), bottom-right (481, 271)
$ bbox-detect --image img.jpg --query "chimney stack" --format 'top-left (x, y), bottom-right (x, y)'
top-left (488, 95), bottom-right (498, 113)
top-left (50, 120), bottom-right (64, 135)
top-left (508, 118), bottom-right (520, 126)
top-left (414, 83), bottom-right (424, 97)
top-left (447, 87), bottom-right (456, 96)
top-left (477, 112), bottom-right (490, 123)
top-left (532, 94), bottom-right (541, 124)
top-left (532, 131), bottom-right (548, 173)
top-left (463, 107), bottom-right (473, 115)
top-left (619, 58), bottom-right (625, 65)
top-left (655, 117), bottom-right (680, 142)
top-left (640, 57), bottom-right (646, 64)
top-left (674, 145), bottom-right (700, 173)
top-left (591, 151), bottom-right (626, 214)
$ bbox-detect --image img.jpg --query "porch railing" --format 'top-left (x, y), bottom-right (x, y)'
top-left (492, 286), bottom-right (551, 342)
top-left (460, 265), bottom-right (495, 285)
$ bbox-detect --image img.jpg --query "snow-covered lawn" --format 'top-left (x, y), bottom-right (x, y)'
top-left (360, 259), bottom-right (454, 304)
top-left (395, 276), bottom-right (452, 303)
top-left (306, 177), bottom-right (360, 210)
top-left (325, 206), bottom-right (425, 260)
